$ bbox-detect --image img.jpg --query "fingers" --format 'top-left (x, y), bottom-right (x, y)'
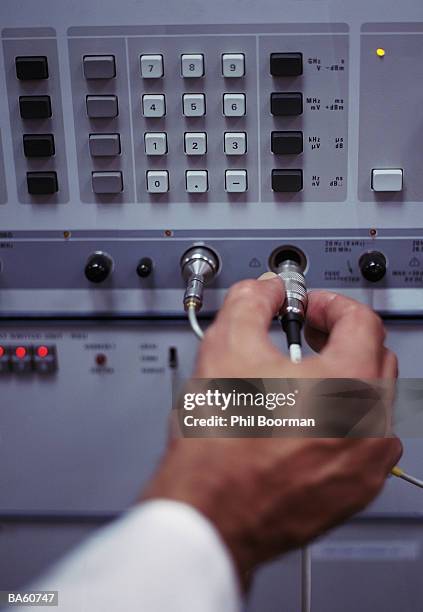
top-left (306, 291), bottom-right (386, 376)
top-left (211, 277), bottom-right (285, 339)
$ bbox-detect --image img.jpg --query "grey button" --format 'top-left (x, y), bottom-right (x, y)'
top-left (83, 55), bottom-right (116, 79)
top-left (86, 95), bottom-right (118, 118)
top-left (371, 168), bottom-right (403, 192)
top-left (92, 171), bottom-right (123, 194)
top-left (89, 134), bottom-right (121, 157)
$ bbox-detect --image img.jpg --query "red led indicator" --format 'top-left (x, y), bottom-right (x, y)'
top-left (37, 346), bottom-right (49, 359)
top-left (15, 346), bottom-right (26, 359)
top-left (95, 353), bottom-right (107, 366)
top-left (0, 346), bottom-right (5, 358)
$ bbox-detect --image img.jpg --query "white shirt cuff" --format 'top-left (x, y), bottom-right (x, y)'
top-left (31, 500), bottom-right (242, 612)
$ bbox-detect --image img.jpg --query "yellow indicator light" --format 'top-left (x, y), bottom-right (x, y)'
top-left (376, 48), bottom-right (386, 57)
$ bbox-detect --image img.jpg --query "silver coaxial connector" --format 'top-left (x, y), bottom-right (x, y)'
top-left (180, 246), bottom-right (219, 311)
top-left (277, 259), bottom-right (308, 321)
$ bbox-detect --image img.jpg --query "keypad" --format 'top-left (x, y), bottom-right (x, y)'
top-left (65, 29), bottom-right (348, 203)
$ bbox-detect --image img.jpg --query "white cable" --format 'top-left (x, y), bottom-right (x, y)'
top-left (289, 343), bottom-right (302, 364)
top-left (187, 305), bottom-right (204, 340)
top-left (288, 346), bottom-right (312, 612)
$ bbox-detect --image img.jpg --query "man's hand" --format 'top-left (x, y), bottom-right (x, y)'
top-left (143, 278), bottom-right (402, 580)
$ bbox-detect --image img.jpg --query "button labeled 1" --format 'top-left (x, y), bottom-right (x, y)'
top-left (147, 170), bottom-right (169, 193)
top-left (223, 94), bottom-right (245, 116)
top-left (181, 54), bottom-right (204, 77)
top-left (222, 54), bottom-right (245, 77)
top-left (145, 132), bottom-right (167, 155)
top-left (225, 170), bottom-right (247, 192)
top-left (186, 170), bottom-right (208, 193)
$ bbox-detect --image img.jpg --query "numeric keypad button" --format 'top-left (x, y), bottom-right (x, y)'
top-left (142, 94), bottom-right (166, 117)
top-left (223, 93), bottom-right (246, 117)
top-left (181, 54), bottom-right (204, 78)
top-left (222, 54), bottom-right (245, 77)
top-left (147, 170), bottom-right (169, 193)
top-left (186, 170), bottom-right (208, 193)
top-left (224, 132), bottom-right (247, 155)
top-left (184, 132), bottom-right (207, 155)
top-left (183, 94), bottom-right (206, 117)
top-left (225, 169), bottom-right (247, 192)
top-left (140, 55), bottom-right (164, 78)
top-left (145, 132), bottom-right (168, 155)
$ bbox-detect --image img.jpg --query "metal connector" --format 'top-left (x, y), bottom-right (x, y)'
top-left (180, 246), bottom-right (219, 312)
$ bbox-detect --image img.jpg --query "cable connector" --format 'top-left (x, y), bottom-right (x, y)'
top-left (277, 259), bottom-right (308, 363)
top-left (181, 246), bottom-right (219, 340)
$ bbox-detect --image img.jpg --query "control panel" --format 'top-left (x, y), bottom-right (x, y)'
top-left (0, 4), bottom-right (422, 316)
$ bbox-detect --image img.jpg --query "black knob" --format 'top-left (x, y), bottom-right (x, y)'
top-left (137, 257), bottom-right (153, 278)
top-left (85, 252), bottom-right (113, 284)
top-left (359, 251), bottom-right (387, 283)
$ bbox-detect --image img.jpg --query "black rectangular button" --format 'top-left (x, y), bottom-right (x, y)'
top-left (19, 96), bottom-right (52, 119)
top-left (270, 53), bottom-right (303, 77)
top-left (0, 346), bottom-right (11, 374)
top-left (271, 93), bottom-right (303, 116)
top-left (16, 56), bottom-right (49, 80)
top-left (33, 345), bottom-right (58, 374)
top-left (272, 169), bottom-right (303, 192)
top-left (23, 134), bottom-right (55, 158)
top-left (271, 131), bottom-right (303, 155)
top-left (27, 172), bottom-right (58, 195)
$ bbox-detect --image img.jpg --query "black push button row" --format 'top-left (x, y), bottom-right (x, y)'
top-left (270, 53), bottom-right (303, 77)
top-left (19, 95), bottom-right (52, 120)
top-left (271, 92), bottom-right (303, 116)
top-left (271, 131), bottom-right (303, 155)
top-left (16, 56), bottom-right (49, 80)
top-left (272, 169), bottom-right (303, 193)
top-left (23, 134), bottom-right (55, 158)
top-left (27, 172), bottom-right (58, 195)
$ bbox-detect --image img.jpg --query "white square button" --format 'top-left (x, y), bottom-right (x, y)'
top-left (142, 94), bottom-right (166, 117)
top-left (185, 132), bottom-right (207, 155)
top-left (183, 94), bottom-right (206, 116)
top-left (224, 132), bottom-right (247, 155)
top-left (223, 93), bottom-right (246, 116)
top-left (371, 168), bottom-right (403, 192)
top-left (186, 170), bottom-right (208, 193)
top-left (140, 54), bottom-right (164, 78)
top-left (147, 170), bottom-right (169, 193)
top-left (144, 132), bottom-right (167, 155)
top-left (181, 54), bottom-right (204, 77)
top-left (222, 53), bottom-right (245, 77)
top-left (225, 169), bottom-right (247, 192)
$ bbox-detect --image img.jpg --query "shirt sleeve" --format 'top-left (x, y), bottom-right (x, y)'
top-left (26, 500), bottom-right (242, 612)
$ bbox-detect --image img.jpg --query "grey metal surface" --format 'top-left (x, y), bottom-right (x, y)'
top-left (0, 131), bottom-right (6, 205)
